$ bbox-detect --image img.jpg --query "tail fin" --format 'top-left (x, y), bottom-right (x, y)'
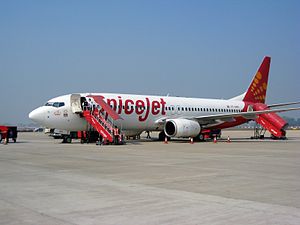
top-left (243, 56), bottom-right (271, 104)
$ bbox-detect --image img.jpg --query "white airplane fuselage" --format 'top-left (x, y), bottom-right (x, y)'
top-left (29, 93), bottom-right (246, 136)
top-left (29, 57), bottom-right (300, 139)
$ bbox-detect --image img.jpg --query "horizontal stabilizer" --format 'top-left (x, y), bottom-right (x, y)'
top-left (268, 101), bottom-right (300, 108)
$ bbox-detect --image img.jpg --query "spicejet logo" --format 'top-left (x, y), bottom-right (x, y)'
top-left (104, 96), bottom-right (166, 122)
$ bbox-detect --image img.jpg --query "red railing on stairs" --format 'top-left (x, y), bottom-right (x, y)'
top-left (83, 110), bottom-right (114, 143)
top-left (82, 95), bottom-right (124, 144)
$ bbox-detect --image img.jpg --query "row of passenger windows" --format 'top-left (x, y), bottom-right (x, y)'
top-left (109, 104), bottom-right (241, 113)
top-left (44, 102), bottom-right (65, 108)
top-left (165, 107), bottom-right (241, 113)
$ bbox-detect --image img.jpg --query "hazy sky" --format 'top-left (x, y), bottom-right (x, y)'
top-left (0, 0), bottom-right (299, 124)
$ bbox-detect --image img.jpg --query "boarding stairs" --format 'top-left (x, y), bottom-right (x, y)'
top-left (253, 104), bottom-right (288, 139)
top-left (82, 96), bottom-right (124, 144)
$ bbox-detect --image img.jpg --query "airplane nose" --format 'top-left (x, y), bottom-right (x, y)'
top-left (29, 107), bottom-right (45, 124)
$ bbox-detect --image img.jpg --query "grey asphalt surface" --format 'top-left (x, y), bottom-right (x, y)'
top-left (1, 130), bottom-right (300, 225)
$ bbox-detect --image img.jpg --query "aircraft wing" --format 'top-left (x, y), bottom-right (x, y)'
top-left (193, 107), bottom-right (300, 125)
top-left (155, 107), bottom-right (300, 126)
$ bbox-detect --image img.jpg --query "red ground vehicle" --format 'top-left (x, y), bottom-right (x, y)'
top-left (0, 126), bottom-right (17, 143)
top-left (197, 129), bottom-right (221, 141)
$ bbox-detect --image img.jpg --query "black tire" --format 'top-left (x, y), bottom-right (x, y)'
top-left (0, 133), bottom-right (2, 143)
top-left (198, 134), bottom-right (205, 142)
top-left (13, 138), bottom-right (16, 143)
top-left (66, 136), bottom-right (72, 143)
top-left (158, 131), bottom-right (164, 141)
top-left (62, 136), bottom-right (72, 143)
top-left (158, 131), bottom-right (170, 141)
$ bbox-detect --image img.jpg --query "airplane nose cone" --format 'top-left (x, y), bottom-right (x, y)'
top-left (29, 107), bottom-right (45, 124)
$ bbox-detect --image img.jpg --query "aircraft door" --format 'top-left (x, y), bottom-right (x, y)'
top-left (70, 94), bottom-right (83, 113)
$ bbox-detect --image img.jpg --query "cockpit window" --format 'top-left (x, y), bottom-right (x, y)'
top-left (45, 102), bottom-right (65, 108)
top-left (45, 102), bottom-right (54, 106)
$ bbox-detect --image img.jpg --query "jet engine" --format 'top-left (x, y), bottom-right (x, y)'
top-left (164, 119), bottom-right (201, 138)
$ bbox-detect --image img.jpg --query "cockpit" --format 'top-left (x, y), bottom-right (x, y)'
top-left (44, 102), bottom-right (65, 107)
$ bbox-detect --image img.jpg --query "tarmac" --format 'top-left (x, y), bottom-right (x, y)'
top-left (1, 130), bottom-right (300, 225)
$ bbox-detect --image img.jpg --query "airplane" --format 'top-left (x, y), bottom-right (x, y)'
top-left (29, 56), bottom-right (300, 143)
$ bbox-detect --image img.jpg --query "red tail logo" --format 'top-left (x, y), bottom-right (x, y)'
top-left (243, 56), bottom-right (271, 104)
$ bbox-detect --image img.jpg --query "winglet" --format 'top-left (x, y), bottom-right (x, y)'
top-left (243, 56), bottom-right (271, 104)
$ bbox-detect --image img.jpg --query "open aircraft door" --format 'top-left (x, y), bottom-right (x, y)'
top-left (70, 94), bottom-right (83, 114)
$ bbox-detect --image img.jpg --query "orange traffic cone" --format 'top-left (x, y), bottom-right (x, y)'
top-left (213, 136), bottom-right (217, 143)
top-left (227, 136), bottom-right (231, 143)
top-left (190, 137), bottom-right (194, 144)
top-left (164, 137), bottom-right (168, 144)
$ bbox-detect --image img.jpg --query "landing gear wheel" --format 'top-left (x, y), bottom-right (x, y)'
top-left (62, 136), bottom-right (72, 143)
top-left (66, 136), bottom-right (72, 143)
top-left (198, 134), bottom-right (205, 142)
top-left (158, 131), bottom-right (170, 141)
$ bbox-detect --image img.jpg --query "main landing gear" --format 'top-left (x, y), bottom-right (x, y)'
top-left (158, 131), bottom-right (170, 141)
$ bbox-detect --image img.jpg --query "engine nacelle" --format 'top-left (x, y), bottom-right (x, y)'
top-left (164, 119), bottom-right (201, 138)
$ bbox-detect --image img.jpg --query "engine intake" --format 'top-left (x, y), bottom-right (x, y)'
top-left (164, 119), bottom-right (201, 138)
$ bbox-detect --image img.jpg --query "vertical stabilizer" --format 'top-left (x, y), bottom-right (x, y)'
top-left (243, 56), bottom-right (271, 103)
